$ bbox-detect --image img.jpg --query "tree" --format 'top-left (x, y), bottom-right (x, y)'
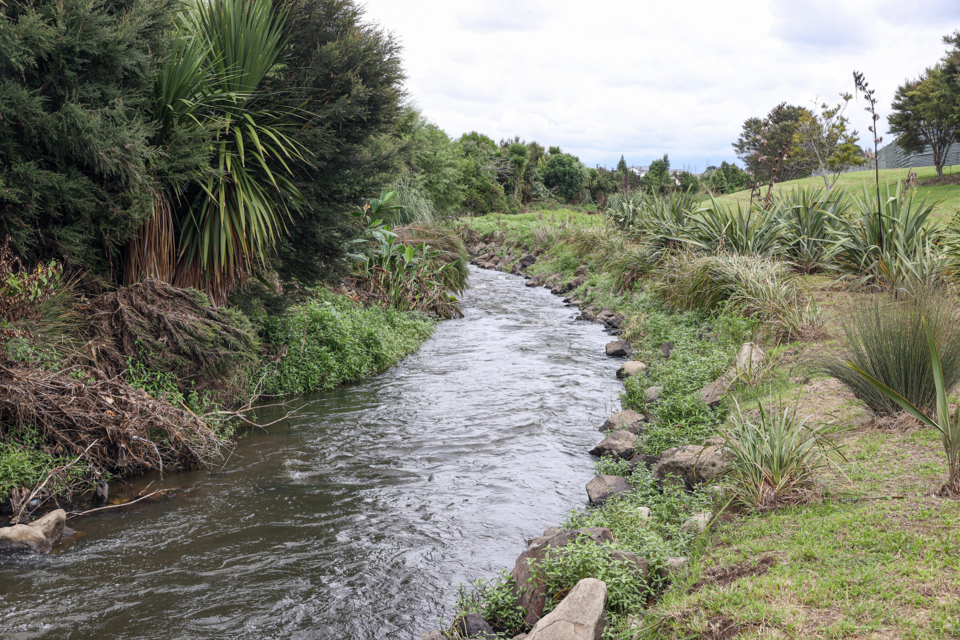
top-left (400, 111), bottom-right (465, 213)
top-left (793, 96), bottom-right (867, 190)
top-left (709, 168), bottom-right (728, 194)
top-left (719, 161), bottom-right (746, 192)
top-left (542, 154), bottom-right (584, 203)
top-left (889, 65), bottom-right (960, 180)
top-left (642, 155), bottom-right (672, 194)
top-left (506, 143), bottom-right (530, 203)
top-left (733, 105), bottom-right (812, 183)
top-left (0, 0), bottom-right (173, 275)
top-left (268, 0), bottom-right (405, 288)
top-left (459, 132), bottom-right (506, 214)
top-left (677, 171), bottom-right (701, 193)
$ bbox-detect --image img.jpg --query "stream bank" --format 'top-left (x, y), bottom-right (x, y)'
top-left (0, 266), bottom-right (624, 640)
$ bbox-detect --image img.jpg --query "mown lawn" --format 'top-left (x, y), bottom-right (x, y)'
top-left (715, 166), bottom-right (960, 223)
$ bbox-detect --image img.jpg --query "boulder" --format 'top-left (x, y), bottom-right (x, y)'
top-left (596, 308), bottom-right (617, 322)
top-left (644, 386), bottom-right (662, 403)
top-left (550, 283), bottom-right (565, 295)
top-left (524, 578), bottom-right (607, 640)
top-left (616, 362), bottom-right (647, 379)
top-left (577, 311), bottom-right (598, 322)
top-left (600, 410), bottom-right (645, 434)
top-left (455, 613), bottom-right (495, 639)
top-left (511, 263), bottom-right (524, 275)
top-left (681, 511), bottom-right (713, 535)
top-left (563, 276), bottom-right (586, 294)
top-left (660, 341), bottom-right (674, 360)
top-left (528, 273), bottom-right (547, 286)
top-left (511, 529), bottom-right (615, 626)
top-left (604, 341), bottom-right (633, 358)
top-left (611, 550), bottom-right (650, 581)
top-left (699, 380), bottom-right (729, 407)
top-left (575, 264), bottom-right (589, 277)
top-left (520, 254), bottom-right (537, 268)
top-left (586, 475), bottom-right (631, 505)
top-left (604, 315), bottom-right (624, 330)
top-left (628, 454), bottom-right (660, 473)
top-left (654, 445), bottom-right (728, 489)
top-left (636, 506), bottom-right (651, 521)
top-left (700, 343), bottom-right (766, 406)
top-left (657, 556), bottom-right (688, 580)
top-left (589, 430), bottom-right (635, 459)
top-left (0, 509), bottom-right (68, 554)
top-left (420, 631), bottom-right (444, 640)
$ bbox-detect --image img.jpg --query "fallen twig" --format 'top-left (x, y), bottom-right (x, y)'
top-left (67, 488), bottom-right (173, 518)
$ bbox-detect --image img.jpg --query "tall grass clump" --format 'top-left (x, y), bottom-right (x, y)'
top-left (850, 318), bottom-right (960, 496)
top-left (653, 253), bottom-right (821, 340)
top-left (823, 292), bottom-right (960, 416)
top-left (719, 401), bottom-right (843, 510)
top-left (831, 183), bottom-right (942, 292)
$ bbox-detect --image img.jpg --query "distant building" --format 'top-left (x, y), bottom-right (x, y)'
top-left (877, 140), bottom-right (960, 170)
top-left (628, 165), bottom-right (649, 177)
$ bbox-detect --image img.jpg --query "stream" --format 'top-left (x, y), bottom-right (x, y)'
top-left (0, 266), bottom-right (622, 640)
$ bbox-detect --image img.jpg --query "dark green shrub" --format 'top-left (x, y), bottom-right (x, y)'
top-left (542, 154), bottom-right (584, 203)
top-left (822, 292), bottom-right (960, 415)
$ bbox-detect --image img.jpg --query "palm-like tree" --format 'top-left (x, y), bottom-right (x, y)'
top-left (126, 0), bottom-right (303, 303)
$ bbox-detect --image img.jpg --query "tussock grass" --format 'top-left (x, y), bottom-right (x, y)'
top-left (822, 292), bottom-right (960, 416)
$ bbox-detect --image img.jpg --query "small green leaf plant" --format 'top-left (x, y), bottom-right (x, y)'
top-left (850, 317), bottom-right (960, 496)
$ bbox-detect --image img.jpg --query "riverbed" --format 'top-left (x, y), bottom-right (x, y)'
top-left (0, 266), bottom-right (622, 640)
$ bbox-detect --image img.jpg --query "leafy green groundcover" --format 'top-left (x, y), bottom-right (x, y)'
top-left (255, 288), bottom-right (435, 396)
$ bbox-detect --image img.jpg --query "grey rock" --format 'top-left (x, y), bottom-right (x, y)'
top-left (420, 631), bottom-right (444, 640)
top-left (511, 529), bottom-right (615, 625)
top-left (0, 509), bottom-right (68, 554)
top-left (660, 341), bottom-right (675, 360)
top-left (611, 550), bottom-right (650, 581)
top-left (589, 430), bottom-right (636, 459)
top-left (511, 262), bottom-right (524, 275)
top-left (586, 474), bottom-right (631, 505)
top-left (644, 386), bottom-right (662, 403)
top-left (578, 312), bottom-right (598, 322)
top-left (596, 308), bottom-right (617, 322)
top-left (550, 283), bottom-right (564, 295)
top-left (700, 343), bottom-right (767, 406)
top-left (455, 613), bottom-right (495, 638)
top-left (563, 276), bottom-right (586, 294)
top-left (524, 578), bottom-right (607, 640)
top-left (657, 556), bottom-right (688, 580)
top-left (575, 264), bottom-right (589, 277)
top-left (628, 454), bottom-right (660, 473)
top-left (604, 315), bottom-right (624, 330)
top-left (605, 341), bottom-right (633, 358)
top-left (616, 361), bottom-right (648, 379)
top-left (520, 254), bottom-right (537, 267)
top-left (681, 511), bottom-right (713, 535)
top-left (654, 445), bottom-right (728, 489)
top-left (700, 380), bottom-right (729, 407)
top-left (600, 410), bottom-right (645, 434)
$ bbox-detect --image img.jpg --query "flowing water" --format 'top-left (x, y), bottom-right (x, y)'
top-left (0, 266), bottom-right (623, 640)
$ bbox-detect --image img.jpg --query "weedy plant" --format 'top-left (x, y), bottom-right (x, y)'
top-left (718, 400), bottom-right (844, 510)
top-left (850, 318), bottom-right (960, 496)
top-left (823, 292), bottom-right (960, 416)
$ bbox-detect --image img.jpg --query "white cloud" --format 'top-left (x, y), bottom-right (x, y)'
top-left (362, 0), bottom-right (957, 170)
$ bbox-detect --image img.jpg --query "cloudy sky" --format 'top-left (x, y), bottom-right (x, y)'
top-left (361, 0), bottom-right (960, 172)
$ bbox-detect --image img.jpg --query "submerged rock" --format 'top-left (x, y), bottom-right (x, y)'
top-left (589, 430), bottom-right (636, 459)
top-left (0, 509), bottom-right (68, 554)
top-left (586, 474), bottom-right (631, 505)
top-left (524, 578), bottom-right (607, 640)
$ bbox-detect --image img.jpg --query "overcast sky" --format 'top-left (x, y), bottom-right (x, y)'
top-left (361, 0), bottom-right (960, 172)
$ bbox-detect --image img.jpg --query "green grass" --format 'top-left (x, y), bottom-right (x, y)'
top-left (638, 428), bottom-right (960, 639)
top-left (715, 166), bottom-right (960, 224)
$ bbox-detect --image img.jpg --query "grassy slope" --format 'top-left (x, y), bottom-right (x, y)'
top-left (715, 166), bottom-right (960, 223)
top-left (459, 209), bottom-right (960, 639)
